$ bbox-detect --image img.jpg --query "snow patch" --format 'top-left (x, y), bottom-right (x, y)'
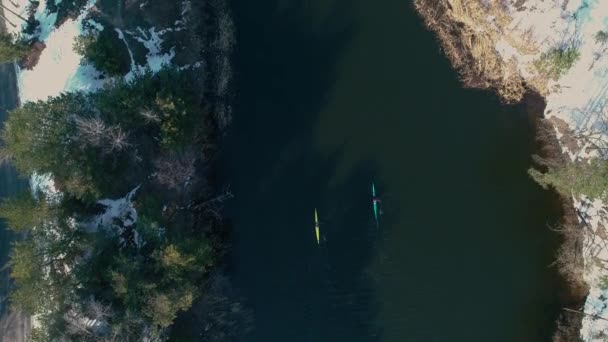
top-left (86, 18), bottom-right (104, 32)
top-left (17, 0), bottom-right (105, 103)
top-left (1, 0), bottom-right (32, 35)
top-left (574, 196), bottom-right (608, 341)
top-left (30, 172), bottom-right (62, 203)
top-left (121, 26), bottom-right (176, 81)
top-left (90, 186), bottom-right (140, 233)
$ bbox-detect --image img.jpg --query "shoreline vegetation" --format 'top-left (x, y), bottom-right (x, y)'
top-left (0, 0), bottom-right (246, 341)
top-left (414, 1), bottom-right (588, 341)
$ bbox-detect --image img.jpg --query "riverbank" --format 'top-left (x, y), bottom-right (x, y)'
top-left (414, 0), bottom-right (608, 340)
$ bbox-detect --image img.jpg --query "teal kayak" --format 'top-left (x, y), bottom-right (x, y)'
top-left (372, 182), bottom-right (380, 226)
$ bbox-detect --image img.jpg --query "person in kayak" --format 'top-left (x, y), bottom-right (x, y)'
top-left (373, 197), bottom-right (382, 215)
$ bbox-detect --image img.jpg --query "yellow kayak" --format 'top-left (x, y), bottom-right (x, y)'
top-left (315, 208), bottom-right (320, 245)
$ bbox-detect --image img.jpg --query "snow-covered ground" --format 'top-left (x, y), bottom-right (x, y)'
top-left (1, 0), bottom-right (31, 35)
top-left (489, 0), bottom-right (608, 160)
top-left (116, 26), bottom-right (177, 82)
top-left (575, 196), bottom-right (608, 340)
top-left (7, 0), bottom-right (184, 103)
top-left (16, 0), bottom-right (105, 102)
top-left (479, 0), bottom-right (608, 340)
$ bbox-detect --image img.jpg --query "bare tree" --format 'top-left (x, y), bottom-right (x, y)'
top-left (76, 117), bottom-right (108, 147)
top-left (65, 311), bottom-right (95, 338)
top-left (75, 117), bottom-right (131, 152)
top-left (153, 151), bottom-right (196, 190)
top-left (139, 108), bottom-right (161, 124)
top-left (85, 297), bottom-right (113, 324)
top-left (553, 221), bottom-right (585, 286)
top-left (102, 310), bottom-right (147, 342)
top-left (193, 186), bottom-right (234, 219)
top-left (194, 187), bottom-right (233, 210)
top-left (60, 299), bottom-right (116, 341)
top-left (106, 126), bottom-right (130, 152)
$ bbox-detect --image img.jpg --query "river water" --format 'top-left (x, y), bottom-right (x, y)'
top-left (223, 0), bottom-right (564, 341)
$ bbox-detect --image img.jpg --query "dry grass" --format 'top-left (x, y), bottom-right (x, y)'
top-left (527, 74), bottom-right (550, 96)
top-left (415, 0), bottom-right (527, 102)
top-left (505, 27), bottom-right (540, 55)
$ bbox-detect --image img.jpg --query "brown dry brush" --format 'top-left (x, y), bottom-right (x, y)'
top-left (181, 273), bottom-right (253, 341)
top-left (535, 119), bottom-right (569, 167)
top-left (414, 0), bottom-right (525, 102)
top-left (553, 214), bottom-right (588, 293)
top-left (553, 310), bottom-right (584, 342)
top-left (153, 151), bottom-right (197, 191)
top-left (532, 120), bottom-right (588, 342)
top-left (548, 200), bottom-right (587, 342)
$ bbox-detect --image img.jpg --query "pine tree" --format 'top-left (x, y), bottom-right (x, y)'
top-left (0, 192), bottom-right (51, 232)
top-left (529, 159), bottom-right (608, 200)
top-left (9, 240), bottom-right (45, 314)
top-left (0, 32), bottom-right (27, 63)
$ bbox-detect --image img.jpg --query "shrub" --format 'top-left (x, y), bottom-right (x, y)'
top-left (73, 29), bottom-right (130, 76)
top-left (0, 32), bottom-right (28, 63)
top-left (534, 47), bottom-right (580, 80)
top-left (595, 31), bottom-right (608, 45)
top-left (156, 93), bottom-right (196, 148)
top-left (529, 159), bottom-right (608, 200)
top-left (0, 192), bottom-right (52, 232)
top-left (600, 275), bottom-right (608, 290)
top-left (144, 290), bottom-right (194, 328)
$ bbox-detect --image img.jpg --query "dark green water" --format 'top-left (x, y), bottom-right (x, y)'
top-left (223, 0), bottom-right (564, 341)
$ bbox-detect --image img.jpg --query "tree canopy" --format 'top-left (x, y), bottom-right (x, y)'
top-left (530, 159), bottom-right (608, 200)
top-left (0, 32), bottom-right (28, 63)
top-left (0, 69), bottom-right (220, 341)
